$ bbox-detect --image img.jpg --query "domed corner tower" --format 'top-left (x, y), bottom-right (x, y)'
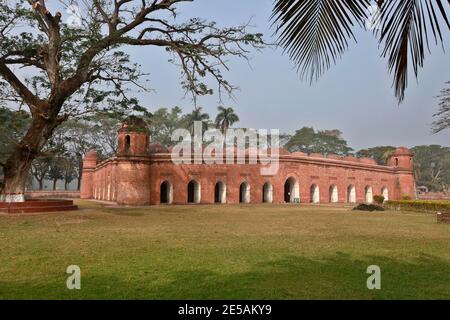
top-left (116, 116), bottom-right (152, 206)
top-left (117, 116), bottom-right (150, 157)
top-left (388, 147), bottom-right (414, 170)
top-left (80, 150), bottom-right (98, 199)
top-left (388, 147), bottom-right (416, 200)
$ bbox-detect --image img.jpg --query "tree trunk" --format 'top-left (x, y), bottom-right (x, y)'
top-left (0, 116), bottom-right (59, 202)
top-left (53, 179), bottom-right (57, 190)
top-left (77, 164), bottom-right (82, 190)
top-left (0, 160), bottom-right (32, 202)
top-left (38, 179), bottom-right (44, 190)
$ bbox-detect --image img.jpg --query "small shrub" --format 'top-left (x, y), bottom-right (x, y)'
top-left (373, 195), bottom-right (385, 204)
top-left (353, 204), bottom-right (385, 212)
top-left (402, 195), bottom-right (412, 200)
top-left (384, 200), bottom-right (450, 213)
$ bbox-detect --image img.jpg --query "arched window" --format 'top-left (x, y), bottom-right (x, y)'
top-left (214, 181), bottom-right (226, 204)
top-left (310, 184), bottom-right (320, 203)
top-left (395, 158), bottom-right (399, 166)
top-left (188, 180), bottom-right (201, 204)
top-left (365, 186), bottom-right (373, 204)
top-left (284, 177), bottom-right (300, 203)
top-left (347, 185), bottom-right (356, 203)
top-left (329, 185), bottom-right (338, 203)
top-left (239, 182), bottom-right (250, 203)
top-left (262, 183), bottom-right (273, 203)
top-left (107, 183), bottom-right (111, 201)
top-left (160, 181), bottom-right (173, 204)
top-left (382, 187), bottom-right (389, 201)
top-left (125, 135), bottom-right (131, 153)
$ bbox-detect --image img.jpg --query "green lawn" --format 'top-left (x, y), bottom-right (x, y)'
top-left (0, 200), bottom-right (449, 300)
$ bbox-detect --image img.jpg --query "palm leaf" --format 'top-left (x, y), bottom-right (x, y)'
top-left (272, 0), bottom-right (450, 102)
top-left (376, 0), bottom-right (450, 101)
top-left (271, 0), bottom-right (369, 82)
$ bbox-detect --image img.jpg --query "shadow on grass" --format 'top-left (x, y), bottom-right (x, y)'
top-left (1, 252), bottom-right (449, 300)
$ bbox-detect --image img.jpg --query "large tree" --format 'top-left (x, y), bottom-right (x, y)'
top-left (0, 0), bottom-right (264, 201)
top-left (285, 127), bottom-right (353, 155)
top-left (356, 146), bottom-right (396, 165)
top-left (272, 0), bottom-right (450, 102)
top-left (30, 156), bottom-right (51, 190)
top-left (433, 83), bottom-right (450, 133)
top-left (412, 145), bottom-right (450, 192)
top-left (184, 106), bottom-right (210, 135)
top-left (147, 106), bottom-right (185, 147)
top-left (89, 112), bottom-right (125, 158)
top-left (59, 119), bottom-right (97, 190)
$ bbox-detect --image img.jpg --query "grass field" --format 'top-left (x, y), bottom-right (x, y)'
top-left (0, 200), bottom-right (449, 300)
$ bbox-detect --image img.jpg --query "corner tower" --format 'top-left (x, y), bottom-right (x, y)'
top-left (388, 147), bottom-right (414, 170)
top-left (80, 150), bottom-right (98, 199)
top-left (118, 116), bottom-right (150, 157)
top-left (116, 116), bottom-right (151, 205)
top-left (388, 147), bottom-right (415, 199)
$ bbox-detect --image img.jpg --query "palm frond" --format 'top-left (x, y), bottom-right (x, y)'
top-left (377, 0), bottom-right (450, 101)
top-left (271, 0), bottom-right (369, 82)
top-left (272, 0), bottom-right (450, 102)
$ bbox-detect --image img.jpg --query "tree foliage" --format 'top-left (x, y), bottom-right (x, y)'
top-left (0, 0), bottom-right (265, 199)
top-left (146, 106), bottom-right (185, 147)
top-left (433, 82), bottom-right (450, 133)
top-left (411, 145), bottom-right (450, 192)
top-left (215, 106), bottom-right (240, 133)
top-left (285, 127), bottom-right (353, 155)
top-left (355, 146), bottom-right (396, 165)
top-left (184, 106), bottom-right (211, 135)
top-left (0, 106), bottom-right (29, 158)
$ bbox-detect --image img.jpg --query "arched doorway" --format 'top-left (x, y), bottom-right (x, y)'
top-left (284, 177), bottom-right (300, 203)
top-left (382, 187), bottom-right (389, 201)
top-left (365, 186), bottom-right (373, 204)
top-left (347, 185), bottom-right (356, 203)
top-left (239, 182), bottom-right (250, 203)
top-left (310, 184), bottom-right (320, 203)
top-left (125, 135), bottom-right (131, 153)
top-left (329, 185), bottom-right (338, 203)
top-left (188, 180), bottom-right (201, 204)
top-left (214, 181), bottom-right (226, 204)
top-left (160, 181), bottom-right (173, 204)
top-left (262, 183), bottom-right (273, 203)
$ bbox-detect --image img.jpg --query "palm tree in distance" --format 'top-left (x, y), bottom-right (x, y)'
top-left (271, 0), bottom-right (450, 102)
top-left (215, 106), bottom-right (240, 133)
top-left (185, 107), bottom-right (210, 135)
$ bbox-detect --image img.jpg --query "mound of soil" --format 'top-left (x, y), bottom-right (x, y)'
top-left (352, 204), bottom-right (385, 212)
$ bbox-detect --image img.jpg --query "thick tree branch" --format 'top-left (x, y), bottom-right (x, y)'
top-left (0, 61), bottom-right (43, 111)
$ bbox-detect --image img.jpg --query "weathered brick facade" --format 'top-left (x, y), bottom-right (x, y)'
top-left (81, 120), bottom-right (416, 206)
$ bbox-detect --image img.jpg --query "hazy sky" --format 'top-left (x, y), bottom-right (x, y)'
top-left (55, 0), bottom-right (450, 150)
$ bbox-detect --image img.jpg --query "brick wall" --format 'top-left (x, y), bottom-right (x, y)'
top-left (82, 152), bottom-right (415, 206)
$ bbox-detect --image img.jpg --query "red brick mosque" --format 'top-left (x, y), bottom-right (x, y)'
top-left (80, 118), bottom-right (415, 206)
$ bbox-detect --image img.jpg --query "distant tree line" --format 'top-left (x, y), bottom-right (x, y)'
top-left (0, 107), bottom-right (129, 191)
top-left (0, 105), bottom-right (240, 190)
top-left (1, 106), bottom-right (449, 192)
